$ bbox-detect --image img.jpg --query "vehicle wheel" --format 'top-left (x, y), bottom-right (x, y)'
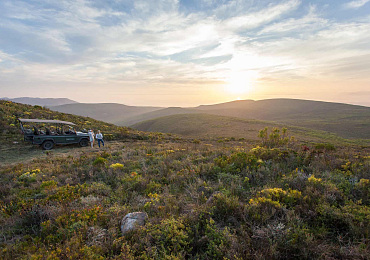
top-left (79, 138), bottom-right (89, 147)
top-left (42, 140), bottom-right (54, 150)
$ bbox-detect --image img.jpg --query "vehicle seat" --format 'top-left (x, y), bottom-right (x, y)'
top-left (33, 126), bottom-right (39, 135)
top-left (45, 128), bottom-right (51, 135)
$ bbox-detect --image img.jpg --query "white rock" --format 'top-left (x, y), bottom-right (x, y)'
top-left (121, 212), bottom-right (148, 235)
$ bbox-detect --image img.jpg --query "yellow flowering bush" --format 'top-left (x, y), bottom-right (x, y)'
top-left (110, 163), bottom-right (124, 169)
top-left (308, 175), bottom-right (322, 184)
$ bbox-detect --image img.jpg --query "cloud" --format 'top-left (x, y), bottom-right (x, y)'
top-left (258, 5), bottom-right (327, 35)
top-left (0, 0), bottom-right (370, 106)
top-left (223, 0), bottom-right (301, 31)
top-left (344, 0), bottom-right (370, 9)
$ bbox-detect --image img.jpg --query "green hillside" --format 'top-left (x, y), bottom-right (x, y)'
top-left (0, 100), bottom-right (159, 164)
top-left (2, 97), bottom-right (77, 106)
top-left (121, 107), bottom-right (200, 126)
top-left (196, 99), bottom-right (370, 139)
top-left (48, 99), bottom-right (370, 139)
top-left (132, 113), bottom-right (370, 146)
top-left (1, 113), bottom-right (369, 258)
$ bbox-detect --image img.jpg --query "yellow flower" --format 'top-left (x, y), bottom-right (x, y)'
top-left (308, 175), bottom-right (322, 184)
top-left (110, 163), bottom-right (124, 169)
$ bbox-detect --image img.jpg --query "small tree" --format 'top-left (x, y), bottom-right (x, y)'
top-left (258, 127), bottom-right (268, 145)
top-left (258, 127), bottom-right (290, 148)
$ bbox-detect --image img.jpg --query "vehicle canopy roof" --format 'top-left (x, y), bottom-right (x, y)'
top-left (18, 118), bottom-right (76, 126)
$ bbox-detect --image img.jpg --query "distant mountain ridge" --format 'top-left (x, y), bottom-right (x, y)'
top-left (10, 97), bottom-right (370, 139)
top-left (127, 99), bottom-right (370, 139)
top-left (2, 97), bottom-right (77, 107)
top-left (51, 103), bottom-right (163, 125)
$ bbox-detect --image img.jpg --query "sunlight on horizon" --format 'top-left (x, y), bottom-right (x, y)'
top-left (225, 71), bottom-right (254, 95)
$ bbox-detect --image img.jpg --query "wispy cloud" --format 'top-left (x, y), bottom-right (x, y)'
top-left (0, 0), bottom-right (369, 106)
top-left (223, 0), bottom-right (301, 31)
top-left (344, 0), bottom-right (370, 9)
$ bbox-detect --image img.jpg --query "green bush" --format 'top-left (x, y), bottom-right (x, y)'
top-left (140, 217), bottom-right (191, 259)
top-left (314, 143), bottom-right (336, 151)
top-left (93, 157), bottom-right (108, 166)
top-left (258, 127), bottom-right (290, 148)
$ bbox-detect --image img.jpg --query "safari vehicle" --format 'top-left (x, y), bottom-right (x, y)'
top-left (19, 118), bottom-right (90, 150)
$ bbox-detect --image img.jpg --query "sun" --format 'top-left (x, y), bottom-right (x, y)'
top-left (225, 72), bottom-right (252, 94)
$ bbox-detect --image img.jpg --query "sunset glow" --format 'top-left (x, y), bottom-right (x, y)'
top-left (0, 0), bottom-right (369, 106)
top-left (226, 72), bottom-right (253, 95)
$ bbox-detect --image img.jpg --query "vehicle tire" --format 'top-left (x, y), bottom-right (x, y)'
top-left (79, 138), bottom-right (89, 147)
top-left (42, 140), bottom-right (54, 150)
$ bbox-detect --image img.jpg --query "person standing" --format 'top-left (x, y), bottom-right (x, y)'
top-left (88, 130), bottom-right (95, 148)
top-left (96, 130), bottom-right (104, 148)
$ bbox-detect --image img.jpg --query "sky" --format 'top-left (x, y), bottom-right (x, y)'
top-left (0, 0), bottom-right (370, 107)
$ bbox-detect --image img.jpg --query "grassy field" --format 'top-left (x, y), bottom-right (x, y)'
top-left (132, 113), bottom-right (370, 146)
top-left (1, 138), bottom-right (369, 259)
top-left (1, 101), bottom-right (369, 259)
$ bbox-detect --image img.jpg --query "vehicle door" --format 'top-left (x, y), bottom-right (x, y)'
top-left (63, 126), bottom-right (78, 144)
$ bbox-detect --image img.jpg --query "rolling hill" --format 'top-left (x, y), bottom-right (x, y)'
top-left (1, 97), bottom-right (77, 106)
top-left (1, 103), bottom-right (370, 259)
top-left (132, 113), bottom-right (370, 145)
top-left (47, 98), bottom-right (370, 139)
top-left (195, 99), bottom-right (370, 139)
top-left (121, 107), bottom-right (200, 126)
top-left (50, 103), bottom-right (163, 125)
top-left (0, 100), bottom-right (154, 163)
top-left (129, 99), bottom-right (370, 139)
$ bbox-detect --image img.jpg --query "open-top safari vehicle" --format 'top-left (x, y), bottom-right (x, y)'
top-left (19, 118), bottom-right (90, 150)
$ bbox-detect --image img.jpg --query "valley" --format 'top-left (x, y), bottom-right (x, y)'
top-left (0, 100), bottom-right (369, 259)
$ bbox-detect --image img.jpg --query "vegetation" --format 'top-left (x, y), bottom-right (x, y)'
top-left (50, 98), bottom-right (370, 139)
top-left (0, 100), bottom-right (171, 163)
top-left (49, 99), bottom-right (370, 139)
top-left (0, 100), bottom-right (150, 143)
top-left (132, 113), bottom-right (370, 146)
top-left (0, 101), bottom-right (369, 259)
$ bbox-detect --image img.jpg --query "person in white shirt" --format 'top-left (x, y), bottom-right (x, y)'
top-left (96, 130), bottom-right (104, 148)
top-left (88, 130), bottom-right (94, 148)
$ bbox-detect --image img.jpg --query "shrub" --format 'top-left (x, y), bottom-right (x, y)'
top-left (189, 212), bottom-right (233, 260)
top-left (93, 157), bottom-right (108, 166)
top-left (41, 180), bottom-right (58, 190)
top-left (307, 175), bottom-right (322, 184)
top-left (209, 192), bottom-right (243, 225)
top-left (248, 197), bottom-right (283, 223)
top-left (110, 163), bottom-right (124, 169)
top-left (259, 188), bottom-right (302, 207)
top-left (314, 143), bottom-right (336, 151)
top-left (100, 151), bottom-right (111, 158)
top-left (354, 179), bottom-right (370, 204)
top-left (144, 217), bottom-right (191, 258)
top-left (214, 152), bottom-right (263, 174)
top-left (46, 184), bottom-right (87, 205)
top-left (18, 169), bottom-right (40, 184)
top-left (258, 127), bottom-right (290, 148)
top-left (87, 182), bottom-right (112, 196)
